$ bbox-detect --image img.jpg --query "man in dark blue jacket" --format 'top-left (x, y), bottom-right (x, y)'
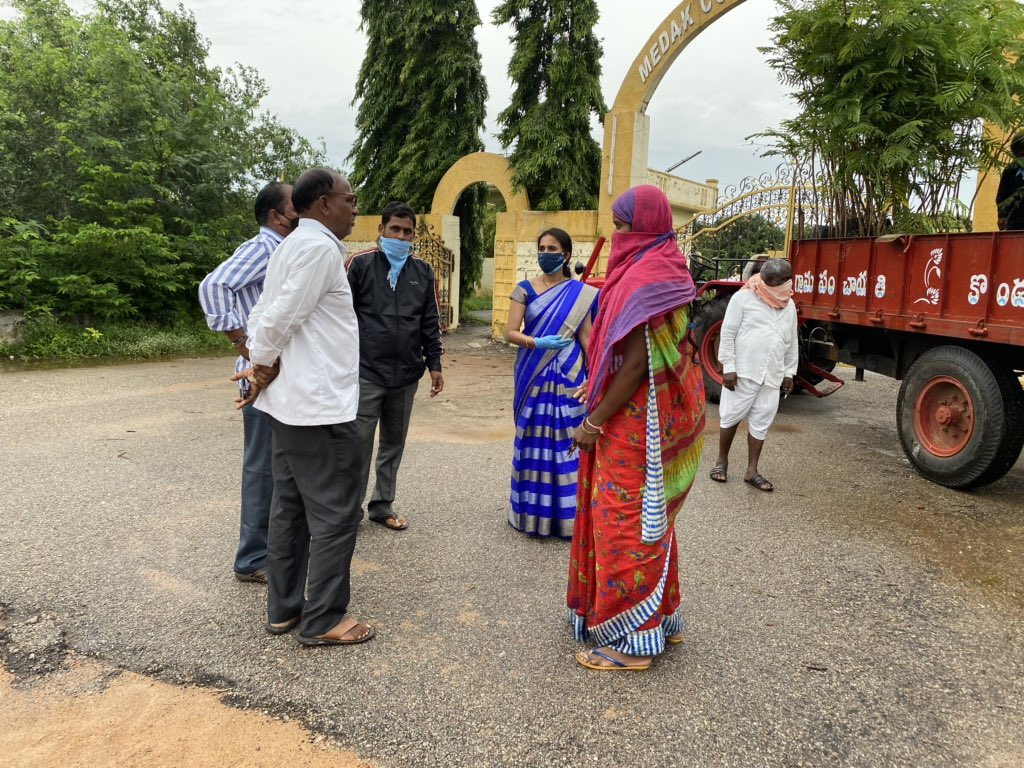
top-left (347, 201), bottom-right (444, 531)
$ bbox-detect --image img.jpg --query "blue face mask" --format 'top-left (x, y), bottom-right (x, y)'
top-left (537, 252), bottom-right (564, 275)
top-left (380, 237), bottom-right (412, 289)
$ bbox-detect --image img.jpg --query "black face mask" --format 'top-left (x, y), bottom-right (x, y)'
top-left (275, 210), bottom-right (299, 231)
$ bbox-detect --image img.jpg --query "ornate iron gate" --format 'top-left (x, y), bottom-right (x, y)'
top-left (411, 220), bottom-right (455, 331)
top-left (677, 162), bottom-right (827, 280)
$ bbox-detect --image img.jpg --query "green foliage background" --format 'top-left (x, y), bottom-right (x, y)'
top-left (349, 1), bottom-right (489, 295)
top-left (692, 214), bottom-right (785, 265)
top-left (492, 0), bottom-right (606, 211)
top-left (0, 0), bottom-right (323, 326)
top-left (758, 0), bottom-right (1024, 236)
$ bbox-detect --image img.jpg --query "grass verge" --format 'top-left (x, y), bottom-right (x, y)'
top-left (461, 293), bottom-right (493, 313)
top-left (0, 313), bottom-right (227, 362)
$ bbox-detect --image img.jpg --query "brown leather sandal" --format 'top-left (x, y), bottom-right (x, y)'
top-left (297, 616), bottom-right (375, 646)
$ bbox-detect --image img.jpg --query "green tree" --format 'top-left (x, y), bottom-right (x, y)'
top-left (758, 0), bottom-right (1024, 236)
top-left (492, 0), bottom-right (606, 211)
top-left (692, 214), bottom-right (785, 264)
top-left (348, 0), bottom-right (408, 214)
top-left (350, 1), bottom-right (489, 295)
top-left (0, 0), bottom-right (323, 320)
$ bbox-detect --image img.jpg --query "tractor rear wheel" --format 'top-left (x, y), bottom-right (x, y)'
top-left (692, 295), bottom-right (730, 403)
top-left (896, 346), bottom-right (1024, 489)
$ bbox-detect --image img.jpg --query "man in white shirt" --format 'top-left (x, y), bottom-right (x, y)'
top-left (710, 258), bottom-right (798, 492)
top-left (241, 167), bottom-right (374, 646)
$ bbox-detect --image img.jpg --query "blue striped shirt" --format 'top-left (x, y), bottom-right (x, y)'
top-left (198, 226), bottom-right (284, 384)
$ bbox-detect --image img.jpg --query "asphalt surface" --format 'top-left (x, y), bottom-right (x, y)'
top-left (2, 323), bottom-right (1023, 767)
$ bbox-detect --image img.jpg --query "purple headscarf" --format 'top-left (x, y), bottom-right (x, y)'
top-left (612, 188), bottom-right (637, 225)
top-left (587, 185), bottom-right (696, 405)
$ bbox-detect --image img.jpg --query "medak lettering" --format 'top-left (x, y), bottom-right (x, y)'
top-left (638, 1), bottom-right (727, 84)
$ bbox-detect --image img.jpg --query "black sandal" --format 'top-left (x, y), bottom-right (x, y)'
top-left (710, 465), bottom-right (727, 483)
top-left (744, 473), bottom-right (774, 492)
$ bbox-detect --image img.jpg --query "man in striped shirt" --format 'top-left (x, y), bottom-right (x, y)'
top-left (198, 181), bottom-right (297, 584)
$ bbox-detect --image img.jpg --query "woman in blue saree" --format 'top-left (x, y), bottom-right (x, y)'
top-left (504, 229), bottom-right (599, 538)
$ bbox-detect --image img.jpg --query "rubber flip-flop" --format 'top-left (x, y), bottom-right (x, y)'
top-left (744, 473), bottom-right (774, 492)
top-left (371, 516), bottom-right (408, 531)
top-left (575, 648), bottom-right (651, 671)
top-left (709, 465), bottom-right (727, 483)
top-left (297, 617), bottom-right (375, 647)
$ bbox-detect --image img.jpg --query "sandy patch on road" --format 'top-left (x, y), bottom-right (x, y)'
top-left (406, 339), bottom-right (516, 445)
top-left (0, 658), bottom-right (372, 768)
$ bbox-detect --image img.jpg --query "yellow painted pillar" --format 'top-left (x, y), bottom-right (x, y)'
top-left (491, 212), bottom-right (518, 340)
top-left (975, 124), bottom-right (1016, 232)
top-left (596, 0), bottom-right (749, 274)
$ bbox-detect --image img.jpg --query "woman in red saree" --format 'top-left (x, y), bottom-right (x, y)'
top-left (568, 185), bottom-right (706, 671)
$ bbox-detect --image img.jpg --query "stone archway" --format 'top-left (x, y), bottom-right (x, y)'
top-left (598, 0), bottom-right (748, 228)
top-left (430, 151), bottom-right (530, 215)
top-left (426, 152), bottom-right (531, 332)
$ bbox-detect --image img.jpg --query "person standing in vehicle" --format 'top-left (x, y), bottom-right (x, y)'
top-left (347, 201), bottom-right (444, 532)
top-left (996, 134), bottom-right (1024, 231)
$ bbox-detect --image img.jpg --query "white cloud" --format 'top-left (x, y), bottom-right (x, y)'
top-left (174, 0), bottom-right (796, 191)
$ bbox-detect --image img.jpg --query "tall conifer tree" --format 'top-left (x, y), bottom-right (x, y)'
top-left (350, 1), bottom-right (489, 295)
top-left (493, 0), bottom-right (606, 210)
top-left (349, 1), bottom-right (407, 212)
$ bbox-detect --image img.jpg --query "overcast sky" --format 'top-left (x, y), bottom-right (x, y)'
top-left (263, 0), bottom-right (792, 193)
top-left (14, 0), bottom-right (792, 196)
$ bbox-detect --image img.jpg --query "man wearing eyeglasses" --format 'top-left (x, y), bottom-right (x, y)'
top-left (198, 181), bottom-right (297, 586)
top-left (240, 167), bottom-right (375, 647)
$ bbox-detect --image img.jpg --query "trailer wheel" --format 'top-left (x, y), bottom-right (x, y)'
top-left (897, 346), bottom-right (1024, 489)
top-left (972, 360), bottom-right (1024, 487)
top-left (692, 296), bottom-right (730, 403)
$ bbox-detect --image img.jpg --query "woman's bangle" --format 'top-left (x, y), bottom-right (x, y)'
top-left (582, 417), bottom-right (603, 435)
top-left (231, 335), bottom-right (248, 347)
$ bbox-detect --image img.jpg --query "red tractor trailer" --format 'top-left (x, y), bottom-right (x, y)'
top-left (689, 233), bottom-right (1024, 489)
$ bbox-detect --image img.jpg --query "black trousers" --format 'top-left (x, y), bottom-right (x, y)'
top-left (266, 416), bottom-right (365, 638)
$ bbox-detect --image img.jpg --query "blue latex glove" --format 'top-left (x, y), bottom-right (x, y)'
top-left (534, 335), bottom-right (573, 350)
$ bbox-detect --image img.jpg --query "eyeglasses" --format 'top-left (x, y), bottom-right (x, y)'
top-left (323, 191), bottom-right (358, 208)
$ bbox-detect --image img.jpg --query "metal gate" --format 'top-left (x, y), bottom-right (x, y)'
top-left (411, 220), bottom-right (455, 331)
top-left (677, 162), bottom-right (826, 280)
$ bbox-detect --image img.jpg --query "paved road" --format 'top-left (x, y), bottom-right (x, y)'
top-left (2, 326), bottom-right (1022, 767)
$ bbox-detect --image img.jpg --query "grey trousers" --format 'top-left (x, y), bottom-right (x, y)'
top-left (266, 416), bottom-right (364, 638)
top-left (355, 378), bottom-right (418, 521)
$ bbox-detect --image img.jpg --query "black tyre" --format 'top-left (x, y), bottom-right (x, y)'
top-left (972, 359), bottom-right (1024, 487)
top-left (896, 346), bottom-right (1024, 489)
top-left (692, 295), bottom-right (730, 403)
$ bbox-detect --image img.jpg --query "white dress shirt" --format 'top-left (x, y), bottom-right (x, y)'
top-left (247, 219), bottom-right (359, 426)
top-left (718, 289), bottom-right (799, 388)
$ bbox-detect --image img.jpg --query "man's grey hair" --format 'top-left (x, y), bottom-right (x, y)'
top-left (759, 259), bottom-right (791, 281)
